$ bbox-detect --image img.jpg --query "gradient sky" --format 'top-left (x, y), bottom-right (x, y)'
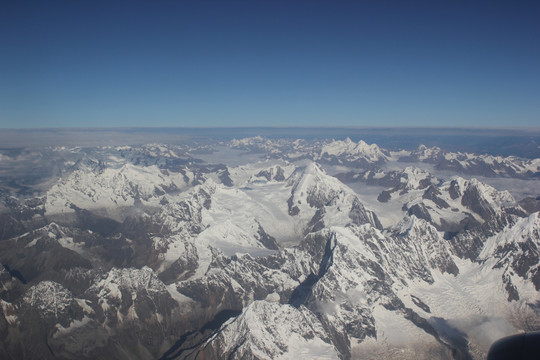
top-left (1, 0), bottom-right (539, 128)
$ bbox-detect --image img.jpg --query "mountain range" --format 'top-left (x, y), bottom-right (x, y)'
top-left (0, 137), bottom-right (538, 360)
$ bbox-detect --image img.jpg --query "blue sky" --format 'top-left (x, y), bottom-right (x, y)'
top-left (1, 0), bottom-right (539, 128)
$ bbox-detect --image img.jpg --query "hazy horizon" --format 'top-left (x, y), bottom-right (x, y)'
top-left (1, 126), bottom-right (539, 159)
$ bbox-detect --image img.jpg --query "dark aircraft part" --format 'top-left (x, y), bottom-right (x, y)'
top-left (487, 332), bottom-right (540, 360)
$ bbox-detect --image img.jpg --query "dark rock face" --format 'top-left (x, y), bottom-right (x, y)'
top-left (254, 223), bottom-right (279, 250)
top-left (216, 166), bottom-right (233, 187)
top-left (0, 195), bottom-right (47, 241)
top-left (411, 295), bottom-right (431, 313)
top-left (254, 166), bottom-right (285, 182)
top-left (520, 196), bottom-right (540, 214)
top-left (0, 267), bottom-right (186, 359)
top-left (349, 198), bottom-right (383, 229)
top-left (306, 208), bottom-right (326, 234)
top-left (449, 213), bottom-right (521, 260)
top-left (9, 281), bottom-right (86, 360)
top-left (423, 185), bottom-right (450, 209)
top-left (461, 186), bottom-right (495, 221)
top-left (448, 227), bottom-right (487, 261)
top-left (448, 180), bottom-right (461, 200)
top-left (0, 228), bottom-right (92, 287)
top-left (377, 190), bottom-right (391, 202)
top-left (407, 203), bottom-right (433, 222)
top-left (504, 276), bottom-right (520, 301)
top-left (70, 205), bottom-right (121, 236)
top-left (159, 308), bottom-right (242, 360)
top-left (287, 195), bottom-right (300, 216)
top-left (0, 203), bottom-right (201, 359)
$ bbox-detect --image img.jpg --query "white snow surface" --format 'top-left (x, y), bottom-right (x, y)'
top-left (320, 138), bottom-right (389, 163)
top-left (480, 211), bottom-right (540, 260)
top-left (22, 281), bottom-right (78, 319)
top-left (207, 300), bottom-right (339, 359)
top-left (45, 163), bottom-right (188, 218)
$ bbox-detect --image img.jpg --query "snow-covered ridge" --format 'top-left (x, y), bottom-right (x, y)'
top-left (22, 281), bottom-right (81, 320)
top-left (479, 212), bottom-right (540, 292)
top-left (367, 171), bottom-right (526, 233)
top-left (286, 163), bottom-right (346, 208)
top-left (402, 144), bottom-right (540, 178)
top-left (90, 266), bottom-right (168, 300)
top-left (400, 167), bottom-right (438, 190)
top-left (45, 163), bottom-right (190, 216)
top-left (229, 136), bottom-right (267, 148)
top-left (286, 162), bottom-right (381, 230)
top-left (227, 138), bottom-right (539, 179)
top-left (204, 300), bottom-right (339, 359)
top-left (319, 138), bottom-right (390, 164)
top-left (480, 211), bottom-right (540, 260)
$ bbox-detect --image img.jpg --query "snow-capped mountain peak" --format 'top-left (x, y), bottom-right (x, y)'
top-left (203, 301), bottom-right (340, 359)
top-left (319, 138), bottom-right (389, 164)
